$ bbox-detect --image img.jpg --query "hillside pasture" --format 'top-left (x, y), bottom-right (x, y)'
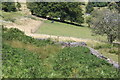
top-left (36, 20), bottom-right (107, 42)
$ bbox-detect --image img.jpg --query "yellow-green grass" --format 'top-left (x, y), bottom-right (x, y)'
top-left (98, 48), bottom-right (118, 62)
top-left (36, 20), bottom-right (107, 41)
top-left (5, 40), bottom-right (62, 59)
top-left (87, 42), bottom-right (118, 62)
top-left (1, 10), bottom-right (24, 21)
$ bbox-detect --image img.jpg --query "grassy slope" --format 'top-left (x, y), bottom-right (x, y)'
top-left (36, 20), bottom-right (118, 62)
top-left (3, 42), bottom-right (119, 78)
top-left (36, 20), bottom-right (107, 41)
top-left (2, 24), bottom-right (119, 78)
top-left (2, 10), bottom-right (118, 63)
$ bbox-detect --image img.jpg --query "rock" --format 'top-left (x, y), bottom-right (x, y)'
top-left (57, 42), bottom-right (87, 47)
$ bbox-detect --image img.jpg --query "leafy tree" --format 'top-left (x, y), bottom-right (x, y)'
top-left (108, 2), bottom-right (120, 13)
top-left (86, 2), bottom-right (94, 14)
top-left (16, 2), bottom-right (21, 11)
top-left (116, 2), bottom-right (120, 13)
top-left (90, 9), bottom-right (120, 43)
top-left (2, 2), bottom-right (17, 12)
top-left (86, 2), bottom-right (108, 14)
top-left (90, 2), bottom-right (108, 7)
top-left (27, 2), bottom-right (84, 24)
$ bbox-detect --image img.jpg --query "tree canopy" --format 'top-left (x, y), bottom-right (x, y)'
top-left (90, 8), bottom-right (120, 43)
top-left (27, 2), bottom-right (84, 24)
top-left (2, 2), bottom-right (17, 12)
top-left (2, 2), bottom-right (21, 12)
top-left (86, 2), bottom-right (109, 14)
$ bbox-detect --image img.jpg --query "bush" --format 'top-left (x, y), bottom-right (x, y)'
top-left (2, 2), bottom-right (17, 12)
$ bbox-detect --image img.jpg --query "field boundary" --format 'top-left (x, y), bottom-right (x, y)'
top-left (88, 47), bottom-right (119, 69)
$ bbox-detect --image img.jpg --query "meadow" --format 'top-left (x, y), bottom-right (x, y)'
top-left (36, 20), bottom-right (107, 42)
top-left (1, 10), bottom-right (118, 63)
top-left (36, 20), bottom-right (118, 62)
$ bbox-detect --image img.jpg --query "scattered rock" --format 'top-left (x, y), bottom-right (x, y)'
top-left (56, 41), bottom-right (87, 47)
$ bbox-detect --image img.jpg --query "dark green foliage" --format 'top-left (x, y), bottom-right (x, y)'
top-left (86, 2), bottom-right (108, 14)
top-left (27, 2), bottom-right (84, 24)
top-left (90, 2), bottom-right (108, 7)
top-left (2, 2), bottom-right (17, 12)
top-left (2, 28), bottom-right (54, 46)
top-left (2, 44), bottom-right (46, 78)
top-left (16, 2), bottom-right (21, 11)
top-left (86, 3), bottom-right (94, 14)
top-left (53, 47), bottom-right (118, 78)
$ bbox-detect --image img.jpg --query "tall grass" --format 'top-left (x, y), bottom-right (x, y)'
top-left (5, 40), bottom-right (62, 59)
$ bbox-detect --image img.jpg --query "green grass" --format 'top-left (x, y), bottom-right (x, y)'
top-left (36, 20), bottom-right (107, 41)
top-left (0, 10), bottom-right (24, 22)
top-left (3, 27), bottom-right (119, 78)
top-left (87, 42), bottom-right (119, 62)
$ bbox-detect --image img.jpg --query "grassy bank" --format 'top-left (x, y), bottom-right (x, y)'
top-left (2, 28), bottom-right (119, 78)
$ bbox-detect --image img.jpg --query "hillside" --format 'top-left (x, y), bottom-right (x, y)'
top-left (2, 28), bottom-right (119, 78)
top-left (2, 10), bottom-right (118, 63)
top-left (1, 2), bottom-right (120, 78)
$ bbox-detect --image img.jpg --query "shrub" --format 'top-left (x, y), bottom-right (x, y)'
top-left (2, 2), bottom-right (17, 12)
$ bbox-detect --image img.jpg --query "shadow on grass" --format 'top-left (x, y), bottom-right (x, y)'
top-left (34, 15), bottom-right (84, 27)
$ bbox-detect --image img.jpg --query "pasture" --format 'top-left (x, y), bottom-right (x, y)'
top-left (36, 20), bottom-right (107, 42)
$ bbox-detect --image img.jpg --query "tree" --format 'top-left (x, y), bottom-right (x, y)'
top-left (108, 2), bottom-right (120, 13)
top-left (90, 9), bottom-right (120, 43)
top-left (86, 2), bottom-right (94, 14)
top-left (91, 2), bottom-right (108, 7)
top-left (27, 2), bottom-right (84, 24)
top-left (16, 2), bottom-right (21, 11)
top-left (86, 2), bottom-right (108, 14)
top-left (2, 2), bottom-right (17, 12)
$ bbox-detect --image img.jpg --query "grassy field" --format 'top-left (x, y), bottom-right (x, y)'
top-left (3, 27), bottom-right (119, 78)
top-left (36, 20), bottom-right (107, 41)
top-left (36, 20), bottom-right (118, 62)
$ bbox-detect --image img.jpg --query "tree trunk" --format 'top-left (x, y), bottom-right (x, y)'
top-left (107, 35), bottom-right (114, 43)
